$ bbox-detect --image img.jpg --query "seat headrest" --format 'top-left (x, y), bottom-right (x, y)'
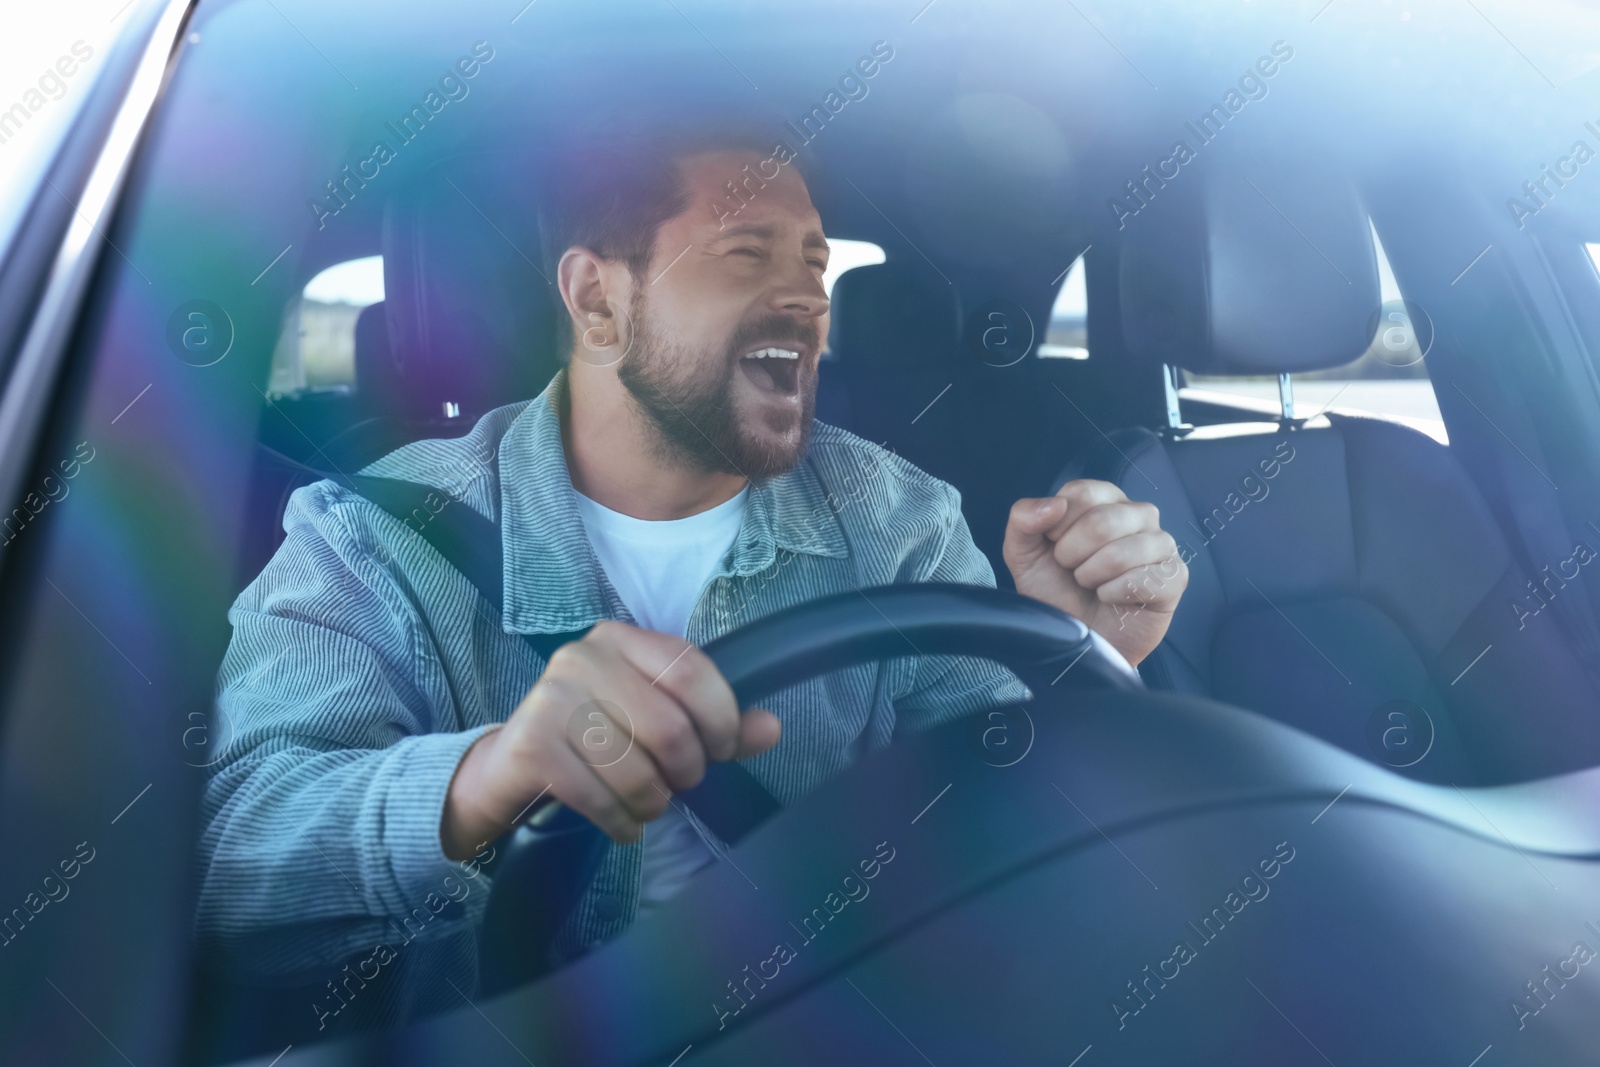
top-left (1118, 175), bottom-right (1381, 375)
top-left (379, 159), bottom-right (562, 419)
top-left (827, 261), bottom-right (959, 370)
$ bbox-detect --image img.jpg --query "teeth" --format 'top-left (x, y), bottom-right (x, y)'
top-left (744, 347), bottom-right (800, 360)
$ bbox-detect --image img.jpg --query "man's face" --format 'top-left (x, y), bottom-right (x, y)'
top-left (615, 149), bottom-right (830, 482)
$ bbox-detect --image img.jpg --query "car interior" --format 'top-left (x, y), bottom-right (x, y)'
top-left (6, 0), bottom-right (1600, 1064)
top-left (246, 132), bottom-right (1600, 799)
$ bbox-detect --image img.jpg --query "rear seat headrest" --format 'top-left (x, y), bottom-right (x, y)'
top-left (1118, 174), bottom-right (1381, 375)
top-left (827, 261), bottom-right (960, 369)
top-left (379, 158), bottom-right (561, 418)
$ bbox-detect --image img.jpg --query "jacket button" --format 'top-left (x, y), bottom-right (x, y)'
top-left (594, 893), bottom-right (622, 922)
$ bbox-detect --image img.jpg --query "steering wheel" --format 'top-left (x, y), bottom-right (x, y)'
top-left (477, 583), bottom-right (1140, 994)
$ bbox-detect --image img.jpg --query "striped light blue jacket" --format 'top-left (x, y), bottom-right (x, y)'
top-left (196, 367), bottom-right (1026, 1032)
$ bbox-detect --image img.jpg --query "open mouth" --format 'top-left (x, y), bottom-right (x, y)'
top-left (737, 345), bottom-right (803, 397)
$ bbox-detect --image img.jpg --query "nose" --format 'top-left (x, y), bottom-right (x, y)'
top-left (770, 253), bottom-right (830, 324)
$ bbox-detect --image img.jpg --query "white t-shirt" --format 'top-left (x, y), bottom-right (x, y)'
top-left (574, 485), bottom-right (749, 639)
top-left (573, 486), bottom-right (749, 914)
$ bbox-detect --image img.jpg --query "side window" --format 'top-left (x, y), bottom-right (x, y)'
top-left (1182, 221), bottom-right (1447, 443)
top-left (266, 255), bottom-right (383, 397)
top-left (1038, 252), bottom-right (1088, 359)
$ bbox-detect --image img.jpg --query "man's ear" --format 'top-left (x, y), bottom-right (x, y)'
top-left (557, 246), bottom-right (628, 364)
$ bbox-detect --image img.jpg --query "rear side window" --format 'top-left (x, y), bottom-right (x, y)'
top-left (266, 255), bottom-right (384, 397)
top-left (822, 238), bottom-right (885, 297)
top-left (1039, 252), bottom-right (1088, 359)
top-left (819, 239), bottom-right (885, 357)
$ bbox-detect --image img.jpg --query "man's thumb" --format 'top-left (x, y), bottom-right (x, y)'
top-left (734, 707), bottom-right (782, 758)
top-left (1003, 496), bottom-right (1067, 567)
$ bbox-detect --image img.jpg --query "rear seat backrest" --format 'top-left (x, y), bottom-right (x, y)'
top-left (1055, 174), bottom-right (1600, 784)
top-left (822, 260), bottom-right (962, 441)
top-left (823, 261), bottom-right (1061, 579)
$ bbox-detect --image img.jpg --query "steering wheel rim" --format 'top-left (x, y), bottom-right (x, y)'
top-left (701, 581), bottom-right (1139, 705)
top-left (478, 583), bottom-right (1138, 993)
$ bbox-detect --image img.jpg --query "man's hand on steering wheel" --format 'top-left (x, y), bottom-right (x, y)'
top-left (1003, 479), bottom-right (1188, 668)
top-left (441, 622), bottom-right (783, 857)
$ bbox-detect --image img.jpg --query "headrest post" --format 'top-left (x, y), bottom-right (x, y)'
top-left (1278, 373), bottom-right (1294, 421)
top-left (1162, 363), bottom-right (1183, 430)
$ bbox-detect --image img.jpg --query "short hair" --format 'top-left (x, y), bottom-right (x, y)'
top-left (537, 117), bottom-right (813, 357)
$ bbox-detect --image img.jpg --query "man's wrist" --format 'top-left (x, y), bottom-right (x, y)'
top-left (441, 725), bottom-right (506, 861)
top-left (1086, 627), bottom-right (1145, 680)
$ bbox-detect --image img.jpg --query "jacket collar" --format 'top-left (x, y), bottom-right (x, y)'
top-left (498, 367), bottom-right (850, 635)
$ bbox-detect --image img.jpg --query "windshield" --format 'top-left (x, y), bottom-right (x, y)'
top-left (6, 1), bottom-right (1600, 1064)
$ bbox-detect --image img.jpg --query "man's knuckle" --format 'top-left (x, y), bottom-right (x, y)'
top-left (650, 712), bottom-right (695, 756)
top-left (671, 644), bottom-right (714, 683)
top-left (519, 680), bottom-right (564, 726)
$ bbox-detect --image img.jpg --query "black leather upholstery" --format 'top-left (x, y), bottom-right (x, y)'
top-left (1118, 174), bottom-right (1381, 375)
top-left (820, 261), bottom-right (962, 443)
top-left (1054, 416), bottom-right (1600, 783)
top-left (821, 261), bottom-right (1070, 581)
top-left (1055, 175), bottom-right (1600, 783)
top-left (827, 261), bottom-right (962, 373)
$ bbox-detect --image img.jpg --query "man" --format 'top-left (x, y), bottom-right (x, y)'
top-left (198, 126), bottom-right (1187, 1025)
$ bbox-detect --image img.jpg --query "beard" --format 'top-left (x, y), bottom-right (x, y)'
top-left (615, 289), bottom-right (819, 482)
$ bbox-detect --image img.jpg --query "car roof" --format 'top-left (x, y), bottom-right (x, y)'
top-left (171, 0), bottom-right (1600, 297)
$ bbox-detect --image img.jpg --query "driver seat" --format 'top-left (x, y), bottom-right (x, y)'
top-left (337, 158), bottom-right (566, 464)
top-left (1053, 175), bottom-right (1600, 785)
top-left (251, 157), bottom-right (568, 573)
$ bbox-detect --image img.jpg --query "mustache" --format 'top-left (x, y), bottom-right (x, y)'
top-left (725, 315), bottom-right (821, 361)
